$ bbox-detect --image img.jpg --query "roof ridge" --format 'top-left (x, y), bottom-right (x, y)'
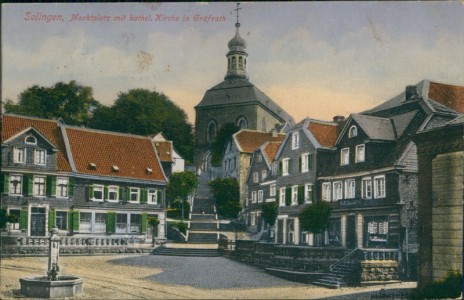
top-left (3, 113), bottom-right (60, 124)
top-left (64, 125), bottom-right (152, 140)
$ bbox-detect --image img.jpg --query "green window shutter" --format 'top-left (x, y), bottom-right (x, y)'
top-left (119, 187), bottom-right (126, 201)
top-left (23, 175), bottom-right (33, 196)
top-left (89, 185), bottom-right (94, 200)
top-left (106, 212), bottom-right (116, 234)
top-left (141, 189), bottom-right (147, 204)
top-left (285, 187), bottom-right (291, 206)
top-left (20, 210), bottom-right (28, 231)
top-left (68, 178), bottom-right (74, 197)
top-left (298, 186), bottom-right (305, 205)
top-left (2, 173), bottom-right (8, 194)
top-left (299, 156), bottom-right (302, 173)
top-left (308, 154), bottom-right (313, 170)
top-left (67, 211), bottom-right (72, 230)
top-left (47, 176), bottom-right (56, 196)
top-left (104, 186), bottom-right (108, 201)
top-left (141, 213), bottom-right (148, 233)
top-left (48, 209), bottom-right (56, 230)
top-left (157, 190), bottom-right (162, 205)
top-left (72, 211), bottom-right (79, 231)
top-left (28, 176), bottom-right (33, 195)
top-left (279, 161), bottom-right (282, 176)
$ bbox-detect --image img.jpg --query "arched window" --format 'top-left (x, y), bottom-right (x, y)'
top-left (238, 57), bottom-right (243, 70)
top-left (228, 57), bottom-right (231, 70)
top-left (231, 57), bottom-right (237, 70)
top-left (349, 125), bottom-right (357, 138)
top-left (244, 58), bottom-right (247, 69)
top-left (237, 116), bottom-right (248, 129)
top-left (207, 120), bottom-right (217, 143)
top-left (25, 136), bottom-right (37, 145)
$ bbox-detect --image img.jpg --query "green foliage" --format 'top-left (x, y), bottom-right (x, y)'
top-left (209, 177), bottom-right (241, 218)
top-left (167, 200), bottom-right (191, 219)
top-left (299, 201), bottom-right (332, 234)
top-left (261, 202), bottom-right (278, 227)
top-left (89, 89), bottom-right (194, 162)
top-left (166, 171), bottom-right (198, 205)
top-left (211, 123), bottom-right (240, 166)
top-left (411, 270), bottom-right (462, 299)
top-left (170, 221), bottom-right (187, 235)
top-left (148, 216), bottom-right (160, 228)
top-left (0, 209), bottom-right (7, 229)
top-left (4, 81), bottom-right (99, 126)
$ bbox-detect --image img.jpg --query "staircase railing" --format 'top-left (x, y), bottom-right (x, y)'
top-left (329, 248), bottom-right (362, 271)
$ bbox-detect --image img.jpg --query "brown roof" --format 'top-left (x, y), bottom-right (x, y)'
top-left (235, 130), bottom-right (285, 153)
top-left (153, 141), bottom-right (173, 163)
top-left (2, 114), bottom-right (72, 172)
top-left (65, 127), bottom-right (166, 181)
top-left (308, 122), bottom-right (338, 147)
top-left (428, 82), bottom-right (464, 114)
top-left (263, 141), bottom-right (282, 162)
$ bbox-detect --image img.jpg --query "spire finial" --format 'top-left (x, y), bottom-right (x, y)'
top-left (234, 2), bottom-right (242, 27)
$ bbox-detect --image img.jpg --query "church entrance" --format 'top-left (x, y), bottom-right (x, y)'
top-left (201, 151), bottom-right (212, 173)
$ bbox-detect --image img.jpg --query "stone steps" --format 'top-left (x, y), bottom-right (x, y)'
top-left (152, 246), bottom-right (221, 257)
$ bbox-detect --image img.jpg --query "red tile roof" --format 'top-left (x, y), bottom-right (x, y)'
top-left (153, 141), bottom-right (173, 163)
top-left (263, 141), bottom-right (282, 162)
top-left (235, 130), bottom-right (285, 153)
top-left (308, 122), bottom-right (338, 147)
top-left (65, 127), bottom-right (166, 181)
top-left (428, 82), bottom-right (464, 114)
top-left (2, 114), bottom-right (72, 172)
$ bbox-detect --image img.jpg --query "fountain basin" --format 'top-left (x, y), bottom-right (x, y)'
top-left (20, 275), bottom-right (83, 298)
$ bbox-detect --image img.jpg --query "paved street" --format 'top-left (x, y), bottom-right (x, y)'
top-left (111, 255), bottom-right (303, 289)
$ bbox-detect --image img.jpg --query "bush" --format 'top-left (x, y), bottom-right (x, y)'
top-left (167, 200), bottom-right (191, 219)
top-left (170, 221), bottom-right (187, 235)
top-left (209, 177), bottom-right (241, 218)
top-left (299, 201), bottom-right (332, 234)
top-left (411, 270), bottom-right (462, 299)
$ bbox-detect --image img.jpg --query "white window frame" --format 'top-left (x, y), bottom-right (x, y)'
top-left (116, 213), bottom-right (128, 234)
top-left (301, 153), bottom-right (309, 173)
top-left (362, 177), bottom-right (372, 199)
top-left (272, 162), bottom-right (277, 175)
top-left (24, 136), bottom-right (37, 145)
top-left (322, 182), bottom-right (331, 202)
top-left (291, 131), bottom-right (300, 150)
top-left (258, 154), bottom-right (262, 162)
top-left (13, 147), bottom-right (26, 164)
top-left (56, 177), bottom-right (69, 198)
top-left (291, 185), bottom-right (298, 205)
top-left (79, 212), bottom-right (92, 233)
top-left (270, 184), bottom-right (276, 197)
top-left (129, 187), bottom-right (140, 203)
top-left (355, 144), bottom-right (365, 163)
top-left (107, 185), bottom-right (119, 202)
top-left (304, 184), bottom-right (313, 203)
top-left (253, 172), bottom-right (259, 183)
top-left (55, 211), bottom-right (68, 230)
top-left (33, 176), bottom-right (46, 197)
top-left (147, 189), bottom-right (158, 204)
top-left (282, 158), bottom-right (290, 176)
top-left (340, 148), bottom-right (350, 166)
top-left (261, 170), bottom-right (267, 181)
top-left (95, 213), bottom-right (107, 233)
top-left (251, 191), bottom-right (257, 203)
top-left (344, 179), bottom-right (356, 199)
top-left (9, 174), bottom-right (23, 196)
top-left (279, 187), bottom-right (286, 206)
top-left (33, 149), bottom-right (46, 165)
top-left (374, 175), bottom-right (386, 199)
top-left (349, 125), bottom-right (357, 137)
top-left (258, 190), bottom-right (264, 203)
top-left (92, 184), bottom-right (104, 201)
top-left (130, 214), bottom-right (141, 233)
top-left (333, 181), bottom-right (343, 201)
top-left (250, 212), bottom-right (256, 226)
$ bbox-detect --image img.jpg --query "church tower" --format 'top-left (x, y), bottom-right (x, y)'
top-left (194, 3), bottom-right (294, 171)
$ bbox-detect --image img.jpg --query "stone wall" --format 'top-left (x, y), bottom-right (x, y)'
top-left (361, 261), bottom-right (399, 281)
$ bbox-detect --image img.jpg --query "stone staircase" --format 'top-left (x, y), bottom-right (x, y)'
top-left (152, 245), bottom-right (220, 257)
top-left (312, 248), bottom-right (362, 289)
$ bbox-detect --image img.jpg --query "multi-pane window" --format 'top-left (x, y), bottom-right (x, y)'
top-left (345, 180), bottom-right (356, 199)
top-left (301, 153), bottom-right (309, 173)
top-left (362, 178), bottom-right (372, 199)
top-left (253, 172), bottom-right (259, 183)
top-left (13, 148), bottom-right (26, 163)
top-left (56, 211), bottom-right (67, 230)
top-left (116, 214), bottom-right (127, 233)
top-left (130, 214), bottom-right (141, 233)
top-left (9, 174), bottom-right (22, 195)
top-left (108, 186), bottom-right (119, 202)
top-left (80, 212), bottom-right (92, 233)
top-left (333, 181), bottom-right (343, 201)
top-left (279, 188), bottom-right (286, 206)
top-left (148, 189), bottom-right (158, 204)
top-left (95, 213), bottom-right (106, 233)
top-left (322, 183), bottom-right (331, 201)
top-left (367, 219), bottom-right (389, 242)
top-left (129, 187), bottom-right (140, 202)
top-left (374, 176), bottom-right (386, 198)
top-left (292, 131), bottom-right (300, 149)
top-left (272, 162), bottom-right (277, 175)
top-left (304, 184), bottom-right (313, 203)
top-left (258, 190), bottom-right (263, 202)
top-left (291, 185), bottom-right (298, 205)
top-left (261, 170), bottom-right (267, 181)
top-left (341, 148), bottom-right (349, 166)
top-left (34, 149), bottom-right (46, 165)
top-left (33, 176), bottom-right (46, 196)
top-left (250, 213), bottom-right (256, 226)
top-left (8, 209), bottom-right (20, 229)
top-left (282, 158), bottom-right (290, 176)
top-left (356, 144), bottom-right (365, 163)
top-left (56, 177), bottom-right (68, 198)
top-left (93, 185), bottom-right (104, 201)
top-left (270, 184), bottom-right (276, 197)
top-left (251, 191), bottom-right (257, 203)
top-left (25, 136), bottom-right (37, 144)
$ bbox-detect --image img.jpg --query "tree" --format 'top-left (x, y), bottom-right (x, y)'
top-left (166, 171), bottom-right (198, 221)
top-left (299, 201), bottom-right (332, 234)
top-left (211, 122), bottom-right (240, 166)
top-left (148, 216), bottom-right (160, 247)
top-left (261, 202), bottom-right (279, 241)
top-left (4, 81), bottom-right (99, 126)
top-left (89, 89), bottom-right (194, 163)
top-left (209, 177), bottom-right (240, 218)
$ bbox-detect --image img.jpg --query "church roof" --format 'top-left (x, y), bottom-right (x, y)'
top-left (196, 78), bottom-right (295, 126)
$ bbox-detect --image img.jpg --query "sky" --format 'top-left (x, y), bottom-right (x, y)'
top-left (2, 2), bottom-right (464, 124)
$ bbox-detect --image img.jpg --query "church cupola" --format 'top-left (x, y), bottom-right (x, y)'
top-left (225, 3), bottom-right (249, 80)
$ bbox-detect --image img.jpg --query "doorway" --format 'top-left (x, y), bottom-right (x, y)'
top-left (346, 215), bottom-right (357, 248)
top-left (30, 207), bottom-right (46, 236)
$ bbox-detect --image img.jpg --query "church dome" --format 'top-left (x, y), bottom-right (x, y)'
top-left (228, 23), bottom-right (247, 51)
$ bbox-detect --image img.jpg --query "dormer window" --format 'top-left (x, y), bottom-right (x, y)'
top-left (145, 167), bottom-right (153, 174)
top-left (292, 132), bottom-right (300, 149)
top-left (34, 149), bottom-right (46, 165)
top-left (13, 148), bottom-right (26, 164)
top-left (112, 165), bottom-right (119, 172)
top-left (349, 125), bottom-right (358, 138)
top-left (25, 136), bottom-right (37, 145)
top-left (88, 163), bottom-right (97, 170)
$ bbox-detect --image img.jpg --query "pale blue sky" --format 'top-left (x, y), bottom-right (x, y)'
top-left (2, 2), bottom-right (464, 123)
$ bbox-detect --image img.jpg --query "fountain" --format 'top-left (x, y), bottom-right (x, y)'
top-left (20, 226), bottom-right (84, 298)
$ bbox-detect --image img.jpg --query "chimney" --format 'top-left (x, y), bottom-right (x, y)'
top-left (405, 85), bottom-right (418, 100)
top-left (271, 128), bottom-right (278, 137)
top-left (333, 115), bottom-right (345, 124)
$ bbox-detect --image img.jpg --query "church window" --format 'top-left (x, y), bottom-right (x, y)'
top-left (349, 125), bottom-right (357, 138)
top-left (237, 116), bottom-right (247, 129)
top-left (238, 57), bottom-right (243, 70)
top-left (207, 120), bottom-right (217, 143)
top-left (232, 57), bottom-right (237, 69)
top-left (244, 58), bottom-right (247, 69)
